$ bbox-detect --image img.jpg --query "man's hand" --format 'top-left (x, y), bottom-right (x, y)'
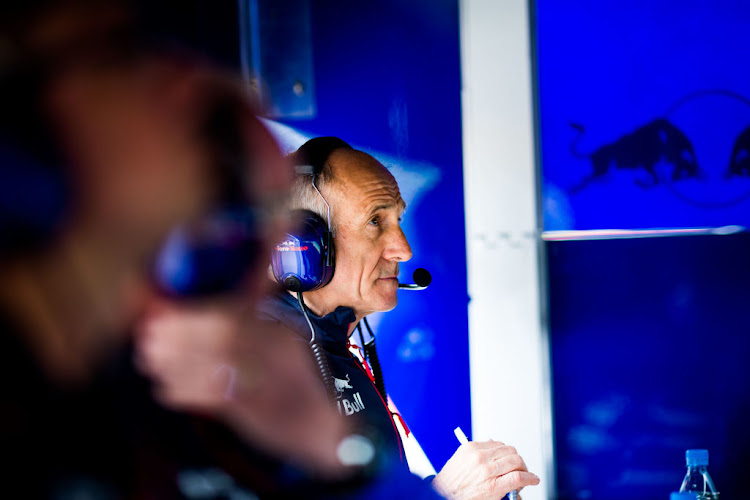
top-left (431, 440), bottom-right (540, 500)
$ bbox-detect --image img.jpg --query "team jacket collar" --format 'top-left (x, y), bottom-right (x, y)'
top-left (258, 287), bottom-right (356, 354)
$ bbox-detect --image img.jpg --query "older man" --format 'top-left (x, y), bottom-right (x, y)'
top-left (259, 137), bottom-right (541, 499)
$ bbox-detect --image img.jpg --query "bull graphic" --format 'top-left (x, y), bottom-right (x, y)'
top-left (726, 125), bottom-right (750, 178)
top-left (570, 118), bottom-right (701, 193)
top-left (333, 374), bottom-right (353, 396)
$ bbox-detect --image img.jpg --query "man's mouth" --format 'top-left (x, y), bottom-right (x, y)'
top-left (377, 266), bottom-right (400, 282)
top-left (376, 275), bottom-right (399, 286)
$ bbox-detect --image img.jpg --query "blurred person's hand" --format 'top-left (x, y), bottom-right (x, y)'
top-left (431, 440), bottom-right (540, 500)
top-left (137, 298), bottom-right (355, 478)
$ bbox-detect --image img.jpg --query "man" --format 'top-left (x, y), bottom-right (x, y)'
top-left (258, 137), bottom-right (541, 499)
top-left (261, 137), bottom-right (539, 499)
top-left (0, 2), bottom-right (365, 497)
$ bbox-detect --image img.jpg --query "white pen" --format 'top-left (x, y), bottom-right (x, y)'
top-left (453, 426), bottom-right (469, 445)
top-left (453, 426), bottom-right (518, 500)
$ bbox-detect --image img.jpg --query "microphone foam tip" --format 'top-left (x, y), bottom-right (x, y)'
top-left (413, 268), bottom-right (432, 288)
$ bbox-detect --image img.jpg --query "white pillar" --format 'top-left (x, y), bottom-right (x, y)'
top-left (459, 1), bottom-right (554, 499)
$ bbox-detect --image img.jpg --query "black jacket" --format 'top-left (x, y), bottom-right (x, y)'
top-left (257, 288), bottom-right (407, 467)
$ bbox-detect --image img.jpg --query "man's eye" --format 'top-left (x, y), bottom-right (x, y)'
top-left (368, 217), bottom-right (380, 227)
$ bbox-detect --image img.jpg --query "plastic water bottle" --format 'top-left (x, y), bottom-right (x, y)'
top-left (671, 492), bottom-right (698, 500)
top-left (679, 449), bottom-right (720, 499)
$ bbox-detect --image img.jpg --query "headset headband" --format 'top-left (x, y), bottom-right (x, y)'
top-left (290, 136), bottom-right (352, 177)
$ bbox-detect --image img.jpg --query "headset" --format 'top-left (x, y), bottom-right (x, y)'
top-left (270, 136), bottom-right (352, 293)
top-left (151, 87), bottom-right (265, 298)
top-left (152, 207), bottom-right (263, 298)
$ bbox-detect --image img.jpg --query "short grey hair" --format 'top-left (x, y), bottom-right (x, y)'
top-left (287, 137), bottom-right (354, 235)
top-left (287, 160), bottom-right (339, 235)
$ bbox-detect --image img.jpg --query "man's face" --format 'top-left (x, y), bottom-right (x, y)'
top-left (318, 149), bottom-right (412, 317)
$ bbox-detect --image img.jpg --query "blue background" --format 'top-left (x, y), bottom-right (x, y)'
top-left (266, 0), bottom-right (470, 471)
top-left (537, 0), bottom-right (750, 231)
top-left (547, 234), bottom-right (750, 499)
top-left (536, 2), bottom-right (750, 498)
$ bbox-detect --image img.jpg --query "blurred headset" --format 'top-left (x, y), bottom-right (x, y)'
top-left (151, 87), bottom-right (266, 298)
top-left (270, 136), bottom-right (352, 293)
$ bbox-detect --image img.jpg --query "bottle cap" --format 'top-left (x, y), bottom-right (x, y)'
top-left (685, 449), bottom-right (709, 467)
top-left (671, 493), bottom-right (698, 500)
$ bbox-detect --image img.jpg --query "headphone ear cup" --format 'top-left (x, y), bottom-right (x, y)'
top-left (271, 210), bottom-right (334, 292)
top-left (152, 208), bottom-right (261, 298)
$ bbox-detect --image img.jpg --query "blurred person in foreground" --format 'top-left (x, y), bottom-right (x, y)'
top-left (0, 1), bottom-right (379, 497)
top-left (256, 137), bottom-right (541, 500)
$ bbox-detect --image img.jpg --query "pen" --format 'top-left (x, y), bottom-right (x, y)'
top-left (453, 426), bottom-right (469, 445)
top-left (453, 427), bottom-right (518, 500)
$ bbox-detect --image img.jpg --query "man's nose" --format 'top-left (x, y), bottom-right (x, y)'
top-left (384, 226), bottom-right (412, 262)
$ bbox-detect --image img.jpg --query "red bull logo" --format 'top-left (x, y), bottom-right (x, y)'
top-left (274, 242), bottom-right (309, 252)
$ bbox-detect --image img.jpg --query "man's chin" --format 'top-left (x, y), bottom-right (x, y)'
top-left (379, 302), bottom-right (397, 313)
top-left (373, 294), bottom-right (398, 313)
top-left (362, 280), bottom-right (401, 313)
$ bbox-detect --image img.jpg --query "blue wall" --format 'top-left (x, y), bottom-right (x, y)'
top-left (536, 2), bottom-right (750, 498)
top-left (272, 0), bottom-right (470, 470)
top-left (547, 234), bottom-right (750, 499)
top-left (537, 0), bottom-right (750, 231)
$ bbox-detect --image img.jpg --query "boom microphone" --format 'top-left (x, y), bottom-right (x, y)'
top-left (398, 268), bottom-right (432, 290)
